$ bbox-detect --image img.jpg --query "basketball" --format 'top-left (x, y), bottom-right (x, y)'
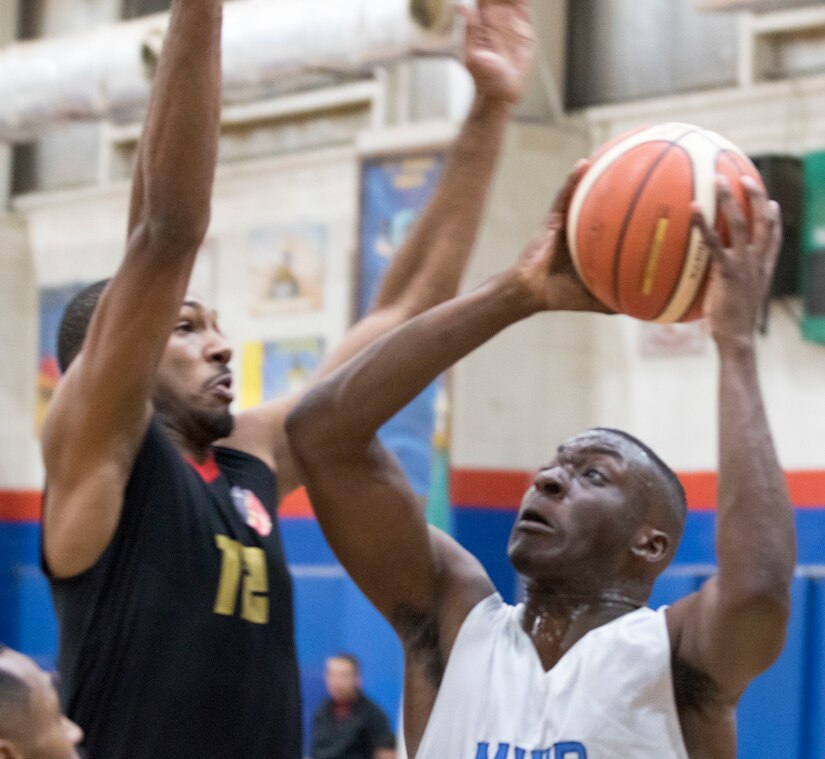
top-left (566, 123), bottom-right (766, 322)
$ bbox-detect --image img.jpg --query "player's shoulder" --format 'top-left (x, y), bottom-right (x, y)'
top-left (428, 527), bottom-right (497, 635)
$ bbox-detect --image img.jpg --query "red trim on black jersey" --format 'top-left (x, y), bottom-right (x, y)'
top-left (186, 453), bottom-right (221, 484)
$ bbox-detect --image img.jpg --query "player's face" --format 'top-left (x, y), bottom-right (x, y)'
top-left (153, 294), bottom-right (235, 444)
top-left (325, 658), bottom-right (360, 703)
top-left (0, 652), bottom-right (84, 759)
top-left (507, 430), bottom-right (656, 585)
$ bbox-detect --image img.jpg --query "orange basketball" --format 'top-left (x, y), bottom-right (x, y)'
top-left (566, 123), bottom-right (765, 322)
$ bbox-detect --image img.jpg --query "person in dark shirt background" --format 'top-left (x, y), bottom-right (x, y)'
top-left (310, 653), bottom-right (396, 759)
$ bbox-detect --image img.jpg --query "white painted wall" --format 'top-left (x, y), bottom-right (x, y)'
top-left (0, 215), bottom-right (40, 489)
top-left (12, 145), bottom-right (358, 488)
top-left (6, 67), bottom-right (825, 495)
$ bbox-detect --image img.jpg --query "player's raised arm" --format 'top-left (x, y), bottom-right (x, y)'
top-left (285, 165), bottom-right (603, 627)
top-left (667, 179), bottom-right (795, 707)
top-left (227, 0), bottom-right (537, 497)
top-left (42, 0), bottom-right (223, 578)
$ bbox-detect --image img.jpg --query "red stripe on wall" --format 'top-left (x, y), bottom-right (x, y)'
top-left (679, 472), bottom-right (718, 511)
top-left (2, 469), bottom-right (822, 524)
top-left (450, 469), bottom-right (533, 510)
top-left (279, 487), bottom-right (314, 518)
top-left (451, 469), bottom-right (825, 511)
top-left (0, 491), bottom-right (42, 522)
top-left (786, 470), bottom-right (825, 508)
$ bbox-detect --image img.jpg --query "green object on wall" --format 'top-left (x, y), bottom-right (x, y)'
top-left (801, 152), bottom-right (825, 345)
top-left (425, 447), bottom-right (452, 534)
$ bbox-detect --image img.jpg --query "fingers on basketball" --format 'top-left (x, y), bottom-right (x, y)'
top-left (545, 160), bottom-right (590, 229)
top-left (743, 180), bottom-right (783, 283)
top-left (766, 201), bottom-right (783, 278)
top-left (716, 175), bottom-right (750, 257)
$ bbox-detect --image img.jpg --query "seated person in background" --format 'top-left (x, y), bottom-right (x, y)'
top-left (0, 645), bottom-right (83, 759)
top-left (311, 653), bottom-right (396, 759)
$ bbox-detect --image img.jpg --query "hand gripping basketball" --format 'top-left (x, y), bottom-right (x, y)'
top-left (566, 123), bottom-right (766, 323)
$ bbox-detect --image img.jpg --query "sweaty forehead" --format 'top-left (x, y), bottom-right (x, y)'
top-left (559, 429), bottom-right (648, 465)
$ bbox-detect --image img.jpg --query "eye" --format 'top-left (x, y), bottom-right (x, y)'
top-left (584, 468), bottom-right (607, 486)
top-left (175, 320), bottom-right (194, 333)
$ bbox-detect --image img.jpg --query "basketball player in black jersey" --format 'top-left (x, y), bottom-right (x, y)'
top-left (286, 166), bottom-right (794, 758)
top-left (40, 0), bottom-right (538, 756)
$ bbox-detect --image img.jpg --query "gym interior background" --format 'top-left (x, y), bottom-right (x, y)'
top-left (1, 1), bottom-right (825, 755)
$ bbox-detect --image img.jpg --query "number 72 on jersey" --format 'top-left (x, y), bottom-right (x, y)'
top-left (213, 534), bottom-right (270, 624)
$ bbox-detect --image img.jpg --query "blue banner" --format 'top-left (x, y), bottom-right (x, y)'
top-left (358, 153), bottom-right (445, 496)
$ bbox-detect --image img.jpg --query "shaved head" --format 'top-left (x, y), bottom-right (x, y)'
top-left (0, 645), bottom-right (31, 736)
top-left (0, 645), bottom-right (83, 758)
top-left (591, 428), bottom-right (687, 543)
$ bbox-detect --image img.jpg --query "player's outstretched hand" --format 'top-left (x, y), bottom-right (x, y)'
top-left (462, 0), bottom-right (536, 104)
top-left (511, 160), bottom-right (613, 315)
top-left (693, 176), bottom-right (782, 349)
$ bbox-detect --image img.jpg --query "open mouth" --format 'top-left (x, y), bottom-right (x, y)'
top-left (214, 375), bottom-right (232, 390)
top-left (518, 508), bottom-right (555, 533)
top-left (206, 372), bottom-right (234, 401)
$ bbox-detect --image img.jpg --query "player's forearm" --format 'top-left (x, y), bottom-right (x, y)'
top-left (287, 271), bottom-right (534, 454)
top-left (373, 97), bottom-right (512, 313)
top-left (714, 341), bottom-right (795, 600)
top-left (133, 0), bottom-right (222, 250)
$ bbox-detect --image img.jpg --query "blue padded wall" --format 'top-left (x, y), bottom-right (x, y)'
top-left (2, 507), bottom-right (824, 757)
top-left (0, 522), bottom-right (57, 668)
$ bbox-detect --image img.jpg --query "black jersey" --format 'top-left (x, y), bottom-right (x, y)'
top-left (46, 418), bottom-right (302, 758)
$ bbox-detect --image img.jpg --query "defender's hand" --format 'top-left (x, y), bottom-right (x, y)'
top-left (694, 176), bottom-right (782, 350)
top-left (462, 0), bottom-right (536, 104)
top-left (510, 161), bottom-right (613, 315)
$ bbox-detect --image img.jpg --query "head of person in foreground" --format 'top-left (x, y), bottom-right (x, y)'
top-left (508, 427), bottom-right (687, 605)
top-left (0, 646), bottom-right (83, 759)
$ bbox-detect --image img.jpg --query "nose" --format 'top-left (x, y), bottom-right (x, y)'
top-left (206, 330), bottom-right (232, 366)
top-left (534, 467), bottom-right (568, 498)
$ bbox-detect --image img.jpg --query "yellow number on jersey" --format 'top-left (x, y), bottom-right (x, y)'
top-left (213, 535), bottom-right (270, 624)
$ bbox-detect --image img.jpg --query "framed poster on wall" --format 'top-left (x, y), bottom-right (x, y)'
top-left (240, 337), bottom-right (326, 409)
top-left (246, 224), bottom-right (327, 317)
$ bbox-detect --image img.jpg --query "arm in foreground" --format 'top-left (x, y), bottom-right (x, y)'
top-left (285, 165), bottom-right (604, 627)
top-left (41, 0), bottom-right (223, 577)
top-left (667, 178), bottom-right (795, 705)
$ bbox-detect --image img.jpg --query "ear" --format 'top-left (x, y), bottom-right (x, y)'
top-left (630, 526), bottom-right (670, 563)
top-left (0, 739), bottom-right (24, 759)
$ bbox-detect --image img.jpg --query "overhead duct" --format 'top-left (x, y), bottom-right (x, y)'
top-left (0, 0), bottom-right (459, 143)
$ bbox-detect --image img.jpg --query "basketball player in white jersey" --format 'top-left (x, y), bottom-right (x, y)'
top-left (286, 164), bottom-right (794, 758)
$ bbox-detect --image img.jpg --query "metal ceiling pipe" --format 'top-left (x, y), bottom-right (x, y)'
top-left (0, 0), bottom-right (458, 142)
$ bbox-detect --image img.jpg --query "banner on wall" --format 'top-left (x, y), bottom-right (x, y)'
top-left (247, 224), bottom-right (327, 317)
top-left (37, 283), bottom-right (88, 432)
top-left (358, 151), bottom-right (447, 499)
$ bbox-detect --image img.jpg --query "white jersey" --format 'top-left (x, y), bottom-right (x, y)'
top-left (414, 593), bottom-right (689, 759)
